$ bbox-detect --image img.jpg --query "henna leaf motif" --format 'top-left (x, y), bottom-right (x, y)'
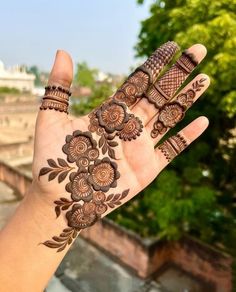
top-left (102, 143), bottom-right (108, 155)
top-left (58, 158), bottom-right (69, 167)
top-left (38, 158), bottom-right (74, 183)
top-left (108, 148), bottom-right (116, 159)
top-left (192, 78), bottom-right (206, 91)
top-left (99, 135), bottom-right (105, 148)
top-left (49, 171), bottom-right (59, 181)
top-left (54, 197), bottom-right (74, 218)
top-left (43, 227), bottom-right (78, 252)
top-left (48, 159), bottom-right (58, 168)
top-left (105, 189), bottom-right (129, 208)
top-left (38, 167), bottom-right (51, 176)
top-left (98, 134), bottom-right (118, 159)
top-left (107, 141), bottom-right (118, 147)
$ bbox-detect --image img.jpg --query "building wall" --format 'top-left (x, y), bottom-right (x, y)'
top-left (0, 61), bottom-right (35, 92)
top-left (0, 78), bottom-right (34, 92)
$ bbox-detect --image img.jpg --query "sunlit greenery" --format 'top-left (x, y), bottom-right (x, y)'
top-left (71, 82), bottom-right (113, 116)
top-left (74, 62), bottom-right (98, 89)
top-left (0, 87), bottom-right (20, 94)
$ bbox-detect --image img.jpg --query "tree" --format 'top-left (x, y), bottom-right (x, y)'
top-left (74, 62), bottom-right (98, 89)
top-left (72, 82), bottom-right (113, 116)
top-left (27, 66), bottom-right (42, 87)
top-left (110, 0), bottom-right (236, 259)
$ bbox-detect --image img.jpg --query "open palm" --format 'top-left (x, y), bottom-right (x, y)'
top-left (32, 42), bottom-right (209, 252)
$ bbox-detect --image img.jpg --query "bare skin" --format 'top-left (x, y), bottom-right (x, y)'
top-left (0, 43), bottom-right (209, 291)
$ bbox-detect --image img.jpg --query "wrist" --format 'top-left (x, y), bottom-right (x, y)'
top-left (21, 183), bottom-right (69, 237)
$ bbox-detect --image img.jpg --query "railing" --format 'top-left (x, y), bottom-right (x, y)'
top-left (0, 161), bottom-right (31, 197)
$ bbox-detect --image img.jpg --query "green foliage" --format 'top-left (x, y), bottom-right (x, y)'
top-left (0, 86), bottom-right (20, 94)
top-left (27, 66), bottom-right (42, 86)
top-left (110, 0), bottom-right (236, 257)
top-left (71, 82), bottom-right (113, 116)
top-left (74, 62), bottom-right (98, 89)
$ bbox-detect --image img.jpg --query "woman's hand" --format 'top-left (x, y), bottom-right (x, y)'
top-left (32, 42), bottom-right (209, 252)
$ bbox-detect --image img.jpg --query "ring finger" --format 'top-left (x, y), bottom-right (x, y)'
top-left (146, 73), bottom-right (210, 145)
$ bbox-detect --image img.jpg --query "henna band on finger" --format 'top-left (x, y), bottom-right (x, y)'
top-left (145, 50), bottom-right (198, 109)
top-left (40, 85), bottom-right (72, 114)
top-left (151, 78), bottom-right (206, 138)
top-left (113, 41), bottom-right (179, 107)
top-left (158, 133), bottom-right (188, 162)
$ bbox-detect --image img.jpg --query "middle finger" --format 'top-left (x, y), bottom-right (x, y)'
top-left (132, 44), bottom-right (207, 125)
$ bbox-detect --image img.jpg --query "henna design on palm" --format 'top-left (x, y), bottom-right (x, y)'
top-left (38, 158), bottom-right (75, 183)
top-left (39, 98), bottom-right (143, 251)
top-left (37, 42), bottom-right (209, 252)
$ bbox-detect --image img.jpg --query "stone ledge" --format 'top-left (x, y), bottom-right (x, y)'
top-left (81, 218), bottom-right (232, 292)
top-left (0, 160), bottom-right (31, 197)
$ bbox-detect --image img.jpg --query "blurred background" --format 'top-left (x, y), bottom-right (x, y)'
top-left (0, 1), bottom-right (235, 291)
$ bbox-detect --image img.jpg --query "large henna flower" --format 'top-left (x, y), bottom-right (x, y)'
top-left (96, 100), bottom-right (129, 133)
top-left (66, 172), bottom-right (93, 202)
top-left (66, 202), bottom-right (97, 229)
top-left (62, 130), bottom-right (97, 163)
top-left (158, 103), bottom-right (185, 128)
top-left (88, 157), bottom-right (120, 192)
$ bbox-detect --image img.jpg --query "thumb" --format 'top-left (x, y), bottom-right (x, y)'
top-left (38, 50), bottom-right (73, 118)
top-left (48, 50), bottom-right (73, 89)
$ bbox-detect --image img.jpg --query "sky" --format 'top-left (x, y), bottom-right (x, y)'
top-left (0, 0), bottom-right (153, 75)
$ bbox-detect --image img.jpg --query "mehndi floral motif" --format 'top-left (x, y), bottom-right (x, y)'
top-left (117, 115), bottom-right (143, 141)
top-left (88, 157), bottom-right (120, 192)
top-left (66, 202), bottom-right (98, 229)
top-left (115, 71), bottom-right (150, 107)
top-left (62, 130), bottom-right (98, 165)
top-left (88, 99), bottom-right (144, 159)
top-left (151, 78), bottom-right (206, 138)
top-left (66, 172), bottom-right (93, 202)
top-left (96, 100), bottom-right (129, 133)
top-left (40, 124), bottom-right (129, 251)
top-left (158, 103), bottom-right (185, 128)
top-left (39, 41), bottom-right (183, 252)
top-left (113, 41), bottom-right (179, 107)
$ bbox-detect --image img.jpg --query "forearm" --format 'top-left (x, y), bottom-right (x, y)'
top-left (0, 185), bottom-right (75, 292)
